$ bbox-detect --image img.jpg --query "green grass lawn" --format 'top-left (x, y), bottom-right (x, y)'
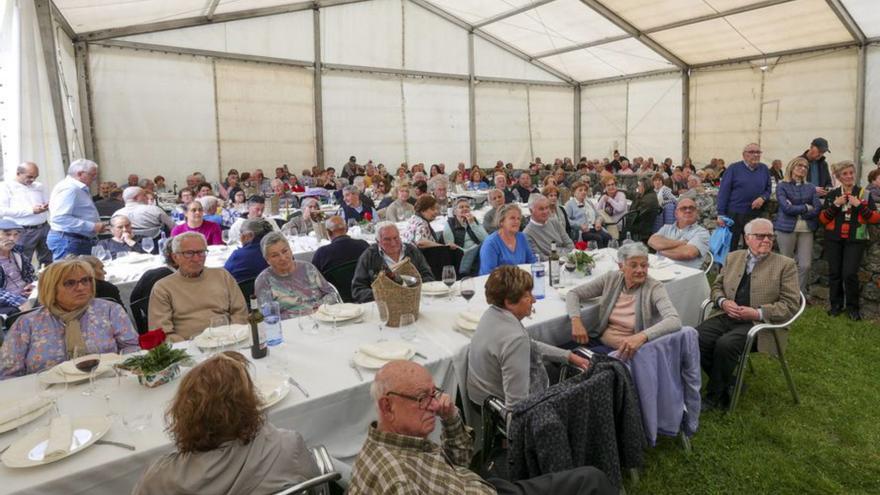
top-left (626, 307), bottom-right (880, 494)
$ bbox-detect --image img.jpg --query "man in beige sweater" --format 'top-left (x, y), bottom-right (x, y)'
top-left (149, 232), bottom-right (247, 341)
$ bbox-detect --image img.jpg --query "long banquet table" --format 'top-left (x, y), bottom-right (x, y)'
top-left (0, 250), bottom-right (709, 494)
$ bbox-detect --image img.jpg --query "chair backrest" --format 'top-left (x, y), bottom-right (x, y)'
top-left (420, 245), bottom-right (461, 281)
top-left (129, 296), bottom-right (150, 335)
top-left (2, 306), bottom-right (41, 333)
top-left (321, 260), bottom-right (358, 303)
top-left (270, 472), bottom-right (341, 495)
top-left (702, 251), bottom-right (714, 275)
top-left (238, 277), bottom-right (257, 301)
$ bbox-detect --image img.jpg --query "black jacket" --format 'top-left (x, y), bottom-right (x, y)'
top-left (800, 150), bottom-right (832, 189)
top-left (351, 243), bottom-right (434, 303)
top-left (311, 235), bottom-right (370, 274)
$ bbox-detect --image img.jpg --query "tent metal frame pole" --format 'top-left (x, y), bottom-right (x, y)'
top-left (691, 41), bottom-right (858, 69)
top-left (468, 32), bottom-right (477, 167)
top-left (681, 69), bottom-right (689, 164)
top-left (73, 42), bottom-right (96, 161)
top-left (50, 1), bottom-right (76, 40)
top-left (855, 45), bottom-right (866, 178)
top-left (92, 40), bottom-right (314, 68)
top-left (205, 0), bottom-right (223, 21)
top-left (313, 7), bottom-right (324, 170)
top-left (824, 0), bottom-right (866, 44)
top-left (473, 0), bottom-right (557, 29)
top-left (579, 68), bottom-right (680, 87)
top-left (35, 0), bottom-right (71, 169)
top-left (574, 85), bottom-right (581, 161)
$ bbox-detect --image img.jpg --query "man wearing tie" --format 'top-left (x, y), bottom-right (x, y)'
top-left (0, 162), bottom-right (51, 267)
top-left (47, 159), bottom-right (106, 260)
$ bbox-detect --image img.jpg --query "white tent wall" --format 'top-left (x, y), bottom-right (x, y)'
top-left (403, 0), bottom-right (468, 75)
top-left (322, 0), bottom-right (402, 69)
top-left (401, 78), bottom-right (470, 166)
top-left (474, 36), bottom-right (564, 83)
top-left (55, 20), bottom-right (85, 164)
top-left (0, 0), bottom-right (21, 179)
top-left (689, 48), bottom-right (857, 167)
top-left (863, 43), bottom-right (880, 183)
top-left (475, 83), bottom-right (531, 167)
top-left (580, 82), bottom-right (627, 160)
top-left (528, 86), bottom-right (575, 163)
top-left (214, 60), bottom-right (317, 176)
top-left (89, 46), bottom-right (219, 186)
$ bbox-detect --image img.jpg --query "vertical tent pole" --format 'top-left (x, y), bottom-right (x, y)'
top-left (74, 42), bottom-right (96, 162)
top-left (468, 32), bottom-right (476, 167)
top-left (855, 45), bottom-right (866, 179)
top-left (574, 85), bottom-right (581, 161)
top-left (682, 69), bottom-right (690, 164)
top-left (313, 7), bottom-right (325, 170)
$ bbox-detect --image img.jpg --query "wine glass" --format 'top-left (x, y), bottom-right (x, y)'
top-left (221, 229), bottom-right (231, 245)
top-left (36, 370), bottom-right (68, 420)
top-left (460, 277), bottom-right (475, 306)
top-left (399, 313), bottom-right (417, 342)
top-left (442, 265), bottom-right (456, 301)
top-left (587, 241), bottom-right (598, 251)
top-left (209, 315), bottom-right (231, 351)
top-left (375, 301), bottom-right (390, 333)
top-left (140, 236), bottom-right (155, 254)
top-left (91, 245), bottom-right (107, 261)
top-left (564, 259), bottom-right (577, 285)
top-left (608, 239), bottom-right (619, 250)
top-left (93, 364), bottom-right (122, 419)
top-left (296, 308), bottom-right (319, 336)
top-left (72, 346), bottom-right (100, 396)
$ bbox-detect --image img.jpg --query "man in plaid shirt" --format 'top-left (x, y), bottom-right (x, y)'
top-left (349, 361), bottom-right (614, 494)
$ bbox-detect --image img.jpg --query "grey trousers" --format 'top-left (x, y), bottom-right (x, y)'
top-left (775, 230), bottom-right (812, 294)
top-left (17, 223), bottom-right (52, 267)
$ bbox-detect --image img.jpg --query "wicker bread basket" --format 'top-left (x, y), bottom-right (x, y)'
top-left (372, 258), bottom-right (422, 327)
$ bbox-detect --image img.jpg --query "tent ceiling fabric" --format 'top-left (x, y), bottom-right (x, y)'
top-left (53, 0), bottom-right (876, 82)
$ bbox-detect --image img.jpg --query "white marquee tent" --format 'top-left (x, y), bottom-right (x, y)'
top-left (2, 0), bottom-right (879, 188)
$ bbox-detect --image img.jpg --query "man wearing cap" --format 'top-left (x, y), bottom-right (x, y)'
top-left (801, 137), bottom-right (832, 197)
top-left (342, 156), bottom-right (361, 180)
top-left (113, 186), bottom-right (175, 241)
top-left (0, 220), bottom-right (36, 317)
top-left (0, 162), bottom-right (51, 267)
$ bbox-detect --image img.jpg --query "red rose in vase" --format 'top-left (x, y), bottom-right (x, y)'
top-left (139, 329), bottom-right (167, 351)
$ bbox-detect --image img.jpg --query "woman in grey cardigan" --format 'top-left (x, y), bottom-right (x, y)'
top-left (467, 265), bottom-right (589, 408)
top-left (566, 242), bottom-right (681, 360)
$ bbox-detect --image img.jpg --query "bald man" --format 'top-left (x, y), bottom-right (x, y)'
top-left (0, 162), bottom-right (51, 266)
top-left (310, 215), bottom-right (369, 274)
top-left (349, 361), bottom-right (614, 495)
top-left (647, 197), bottom-right (710, 269)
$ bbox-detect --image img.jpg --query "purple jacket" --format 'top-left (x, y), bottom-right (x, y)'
top-left (774, 181), bottom-right (822, 233)
top-left (611, 326), bottom-right (701, 445)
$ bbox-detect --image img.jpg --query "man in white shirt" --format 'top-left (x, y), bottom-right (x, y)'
top-left (113, 186), bottom-right (175, 242)
top-left (0, 162), bottom-right (51, 266)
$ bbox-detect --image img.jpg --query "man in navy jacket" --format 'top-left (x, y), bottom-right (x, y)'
top-left (311, 215), bottom-right (369, 274)
top-left (716, 143), bottom-right (771, 251)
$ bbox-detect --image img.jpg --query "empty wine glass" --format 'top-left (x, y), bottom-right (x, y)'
top-left (325, 291), bottom-right (344, 334)
top-left (460, 277), bottom-right (475, 306)
top-left (442, 265), bottom-right (456, 301)
top-left (91, 245), bottom-right (108, 261)
top-left (93, 364), bottom-right (122, 419)
top-left (140, 236), bottom-right (155, 254)
top-left (587, 241), bottom-right (598, 251)
top-left (608, 239), bottom-right (619, 250)
top-left (209, 315), bottom-right (231, 351)
top-left (296, 308), bottom-right (319, 336)
top-left (399, 313), bottom-right (417, 342)
top-left (375, 301), bottom-right (389, 333)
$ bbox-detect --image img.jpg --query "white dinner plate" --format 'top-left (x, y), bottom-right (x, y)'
top-left (1, 416), bottom-right (112, 468)
top-left (421, 281), bottom-right (452, 295)
top-left (352, 348), bottom-right (416, 369)
top-left (41, 354), bottom-right (125, 385)
top-left (113, 253), bottom-right (154, 264)
top-left (314, 304), bottom-right (364, 322)
top-left (0, 404), bottom-right (53, 435)
top-left (454, 315), bottom-right (478, 332)
top-left (257, 375), bottom-right (290, 410)
top-left (193, 324), bottom-right (250, 349)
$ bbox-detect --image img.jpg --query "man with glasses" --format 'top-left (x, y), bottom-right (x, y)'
top-left (148, 232), bottom-right (247, 342)
top-left (716, 143), bottom-right (771, 250)
top-left (647, 198), bottom-right (710, 269)
top-left (0, 162), bottom-right (52, 267)
top-left (696, 218), bottom-right (800, 410)
top-left (349, 360), bottom-right (614, 494)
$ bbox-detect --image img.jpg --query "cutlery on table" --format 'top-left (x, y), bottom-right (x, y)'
top-left (95, 440), bottom-right (136, 451)
top-left (349, 359), bottom-right (364, 382)
top-left (287, 377), bottom-right (310, 398)
top-left (414, 352), bottom-right (428, 360)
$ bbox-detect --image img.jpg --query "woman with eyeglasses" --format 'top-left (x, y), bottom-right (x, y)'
top-left (774, 157), bottom-right (823, 297)
top-left (0, 260), bottom-right (139, 379)
top-left (170, 200), bottom-right (224, 245)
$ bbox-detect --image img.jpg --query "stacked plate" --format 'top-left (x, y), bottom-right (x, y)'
top-left (454, 309), bottom-right (483, 335)
top-left (193, 324), bottom-right (250, 349)
top-left (352, 341), bottom-right (415, 369)
top-left (421, 281), bottom-right (452, 297)
top-left (0, 397), bottom-right (52, 434)
top-left (40, 354), bottom-right (125, 385)
top-left (256, 374), bottom-right (291, 410)
top-left (314, 303), bottom-right (364, 323)
top-left (1, 415), bottom-right (112, 468)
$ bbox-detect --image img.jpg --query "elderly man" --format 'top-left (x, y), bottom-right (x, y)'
top-left (311, 215), bottom-right (370, 274)
top-left (349, 360), bottom-right (614, 495)
top-left (800, 137), bottom-right (832, 196)
top-left (228, 195), bottom-right (281, 242)
top-left (513, 172), bottom-right (539, 204)
top-left (92, 181), bottom-right (111, 202)
top-left (47, 159), bottom-right (105, 260)
top-left (270, 179), bottom-right (298, 211)
top-left (493, 173), bottom-right (518, 204)
top-left (0, 220), bottom-right (35, 317)
top-left (338, 185), bottom-right (378, 224)
top-left (351, 223), bottom-right (433, 303)
top-left (0, 162), bottom-right (51, 266)
top-left (113, 186), bottom-right (174, 241)
top-left (482, 189), bottom-right (506, 234)
top-left (523, 194), bottom-right (573, 259)
top-left (96, 215), bottom-right (145, 259)
top-left (647, 198), bottom-right (710, 270)
top-left (716, 143), bottom-right (771, 251)
top-left (429, 179), bottom-right (450, 212)
top-left (126, 174), bottom-right (139, 188)
top-left (251, 169), bottom-right (272, 194)
top-left (223, 218), bottom-right (272, 283)
top-left (696, 218), bottom-right (799, 410)
top-left (149, 232), bottom-right (248, 341)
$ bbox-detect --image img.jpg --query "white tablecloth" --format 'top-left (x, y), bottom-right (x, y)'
top-left (0, 251), bottom-right (708, 494)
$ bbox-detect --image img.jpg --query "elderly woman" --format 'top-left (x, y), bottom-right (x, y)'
top-left (544, 172), bottom-right (571, 204)
top-left (774, 157), bottom-right (823, 296)
top-left (467, 265), bottom-right (588, 407)
top-left (466, 169), bottom-right (490, 191)
top-left (369, 178), bottom-right (388, 206)
top-left (401, 196), bottom-right (447, 249)
top-left (565, 181), bottom-right (612, 247)
top-left (0, 221), bottom-right (35, 317)
top-left (133, 351), bottom-right (320, 494)
top-left (478, 203), bottom-right (536, 275)
top-left (0, 260), bottom-right (139, 378)
top-left (596, 176), bottom-right (628, 239)
top-left (481, 188), bottom-right (506, 234)
top-left (442, 198), bottom-right (488, 274)
top-left (385, 184), bottom-right (415, 222)
top-left (565, 243), bottom-right (681, 358)
top-left (228, 189), bottom-right (248, 214)
top-left (541, 185), bottom-right (572, 235)
top-left (652, 173), bottom-right (676, 207)
top-left (224, 219), bottom-right (273, 284)
top-left (197, 195), bottom-right (224, 226)
top-left (281, 197), bottom-right (325, 238)
top-left (818, 161), bottom-right (880, 320)
top-left (254, 233), bottom-right (336, 319)
top-left (171, 200), bottom-right (224, 245)
top-left (172, 187), bottom-right (194, 223)
top-left (75, 255), bottom-right (123, 306)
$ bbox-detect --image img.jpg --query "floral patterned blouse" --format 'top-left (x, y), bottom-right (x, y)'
top-left (401, 215), bottom-right (438, 244)
top-left (0, 299), bottom-right (140, 379)
top-left (254, 262), bottom-right (338, 319)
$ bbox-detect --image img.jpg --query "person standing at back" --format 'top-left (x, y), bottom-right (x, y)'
top-left (800, 137), bottom-right (832, 198)
top-left (47, 159), bottom-right (106, 261)
top-left (0, 162), bottom-right (51, 267)
top-left (715, 143), bottom-right (771, 251)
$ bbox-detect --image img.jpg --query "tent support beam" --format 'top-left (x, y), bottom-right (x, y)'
top-left (473, 0), bottom-right (557, 29)
top-left (690, 41), bottom-right (859, 69)
top-left (855, 45), bottom-right (866, 178)
top-left (313, 8), bottom-right (324, 170)
top-left (92, 40), bottom-right (314, 67)
top-left (35, 0), bottom-right (70, 169)
top-left (824, 0), bottom-right (866, 44)
top-left (51, 1), bottom-right (76, 41)
top-left (205, 0), bottom-right (222, 21)
top-left (574, 85), bottom-right (581, 161)
top-left (468, 33), bottom-right (477, 167)
top-left (579, 68), bottom-right (680, 87)
top-left (533, 34), bottom-right (630, 59)
top-left (681, 69), bottom-right (689, 164)
top-left (577, 0), bottom-right (687, 69)
top-left (74, 42), bottom-right (96, 161)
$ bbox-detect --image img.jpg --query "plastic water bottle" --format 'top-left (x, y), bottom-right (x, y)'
top-left (531, 262), bottom-right (546, 300)
top-left (157, 231), bottom-right (167, 255)
top-left (262, 301), bottom-right (283, 346)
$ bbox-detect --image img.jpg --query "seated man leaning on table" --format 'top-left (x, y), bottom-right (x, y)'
top-left (697, 218), bottom-right (800, 410)
top-left (96, 214), bottom-right (146, 259)
top-left (149, 232), bottom-right (248, 342)
top-left (523, 193), bottom-right (574, 259)
top-left (565, 243), bottom-right (681, 356)
top-left (311, 215), bottom-right (370, 274)
top-left (646, 197), bottom-right (710, 270)
top-left (351, 222), bottom-right (434, 303)
top-left (0, 260), bottom-right (139, 379)
top-left (349, 360), bottom-right (615, 495)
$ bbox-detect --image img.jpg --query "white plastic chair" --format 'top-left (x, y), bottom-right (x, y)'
top-left (271, 445), bottom-right (340, 495)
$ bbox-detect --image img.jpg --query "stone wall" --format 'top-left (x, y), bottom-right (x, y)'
top-left (809, 225), bottom-right (880, 318)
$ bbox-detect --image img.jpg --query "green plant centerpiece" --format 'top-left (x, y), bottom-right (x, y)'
top-left (118, 342), bottom-right (193, 388)
top-left (567, 249), bottom-right (596, 275)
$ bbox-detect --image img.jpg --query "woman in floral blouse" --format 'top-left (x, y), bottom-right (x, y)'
top-left (0, 260), bottom-right (139, 379)
top-left (400, 196), bottom-right (446, 249)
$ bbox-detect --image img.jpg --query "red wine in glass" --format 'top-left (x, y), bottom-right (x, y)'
top-left (461, 290), bottom-right (475, 302)
top-left (75, 358), bottom-right (100, 373)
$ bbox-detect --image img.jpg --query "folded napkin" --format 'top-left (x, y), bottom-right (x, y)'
top-left (318, 303), bottom-right (362, 319)
top-left (458, 310), bottom-right (483, 325)
top-left (44, 416), bottom-right (72, 461)
top-left (0, 397), bottom-right (50, 425)
top-left (421, 281), bottom-right (450, 293)
top-left (359, 341), bottom-right (413, 361)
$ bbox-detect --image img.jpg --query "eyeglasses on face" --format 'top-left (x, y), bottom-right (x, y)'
top-left (749, 233), bottom-right (775, 240)
top-left (62, 276), bottom-right (93, 289)
top-left (386, 386), bottom-right (443, 410)
top-left (745, 150), bottom-right (763, 155)
top-left (677, 206), bottom-right (697, 212)
top-left (177, 249), bottom-right (208, 258)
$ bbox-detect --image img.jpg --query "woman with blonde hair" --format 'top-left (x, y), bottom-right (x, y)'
top-left (0, 260), bottom-right (138, 378)
top-left (133, 351), bottom-right (320, 494)
top-left (773, 157), bottom-right (822, 296)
